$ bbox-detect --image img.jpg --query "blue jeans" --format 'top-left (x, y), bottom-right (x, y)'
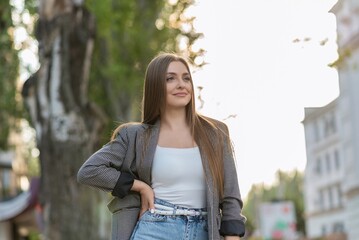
top-left (130, 198), bottom-right (208, 240)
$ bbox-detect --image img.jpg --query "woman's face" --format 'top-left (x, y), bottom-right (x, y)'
top-left (165, 61), bottom-right (192, 110)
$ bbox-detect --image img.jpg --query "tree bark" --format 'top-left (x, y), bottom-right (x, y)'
top-left (22, 1), bottom-right (109, 239)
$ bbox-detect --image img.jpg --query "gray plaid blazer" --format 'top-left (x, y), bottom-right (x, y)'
top-left (77, 120), bottom-right (246, 240)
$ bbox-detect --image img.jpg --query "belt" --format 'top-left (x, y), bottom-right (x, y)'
top-left (150, 204), bottom-right (207, 216)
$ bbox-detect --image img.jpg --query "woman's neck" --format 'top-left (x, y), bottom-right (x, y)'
top-left (158, 109), bottom-right (196, 148)
top-left (160, 109), bottom-right (188, 130)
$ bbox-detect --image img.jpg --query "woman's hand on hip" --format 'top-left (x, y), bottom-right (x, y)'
top-left (131, 179), bottom-right (155, 217)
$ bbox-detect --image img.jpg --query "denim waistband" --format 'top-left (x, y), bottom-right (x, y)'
top-left (152, 198), bottom-right (207, 216)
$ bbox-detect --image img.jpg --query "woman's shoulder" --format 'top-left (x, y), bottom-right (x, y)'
top-left (116, 122), bottom-right (148, 133)
top-left (112, 122), bottom-right (149, 140)
top-left (121, 121), bottom-right (145, 128)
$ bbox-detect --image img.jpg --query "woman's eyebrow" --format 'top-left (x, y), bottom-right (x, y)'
top-left (166, 72), bottom-right (190, 75)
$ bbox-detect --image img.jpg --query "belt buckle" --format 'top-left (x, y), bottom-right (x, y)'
top-left (188, 210), bottom-right (197, 216)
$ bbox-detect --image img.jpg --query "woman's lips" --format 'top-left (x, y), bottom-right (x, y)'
top-left (173, 92), bottom-right (187, 96)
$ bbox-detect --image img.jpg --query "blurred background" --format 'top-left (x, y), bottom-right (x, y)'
top-left (0, 0), bottom-right (358, 239)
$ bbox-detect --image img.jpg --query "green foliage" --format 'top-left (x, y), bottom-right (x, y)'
top-left (0, 0), bottom-right (20, 149)
top-left (27, 155), bottom-right (40, 176)
top-left (0, 0), bottom-right (38, 150)
top-left (25, 128), bottom-right (40, 177)
top-left (243, 169), bottom-right (306, 237)
top-left (28, 231), bottom-right (41, 240)
top-left (85, 0), bottom-right (204, 139)
top-left (23, 0), bottom-right (37, 16)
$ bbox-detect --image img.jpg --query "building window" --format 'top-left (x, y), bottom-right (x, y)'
top-left (322, 225), bottom-right (327, 236)
top-left (324, 113), bottom-right (337, 137)
top-left (333, 222), bottom-right (345, 233)
top-left (315, 157), bottom-right (322, 174)
top-left (319, 189), bottom-right (324, 210)
top-left (314, 121), bottom-right (320, 142)
top-left (328, 187), bottom-right (334, 209)
top-left (337, 185), bottom-right (343, 207)
top-left (325, 153), bottom-right (331, 173)
top-left (330, 113), bottom-right (337, 133)
top-left (334, 149), bottom-right (340, 170)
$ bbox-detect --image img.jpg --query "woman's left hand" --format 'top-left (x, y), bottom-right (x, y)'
top-left (224, 236), bottom-right (240, 240)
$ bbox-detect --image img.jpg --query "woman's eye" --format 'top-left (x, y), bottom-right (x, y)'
top-left (184, 77), bottom-right (191, 81)
top-left (166, 76), bottom-right (174, 81)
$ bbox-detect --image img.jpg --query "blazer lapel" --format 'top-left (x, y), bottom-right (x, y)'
top-left (138, 121), bottom-right (160, 185)
top-left (199, 148), bottom-right (214, 204)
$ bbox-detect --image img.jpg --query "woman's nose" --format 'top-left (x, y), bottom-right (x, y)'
top-left (177, 79), bottom-right (185, 88)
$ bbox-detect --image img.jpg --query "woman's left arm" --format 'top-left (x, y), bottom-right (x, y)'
top-left (219, 123), bottom-right (246, 238)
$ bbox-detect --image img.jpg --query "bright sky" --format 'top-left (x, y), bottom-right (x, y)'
top-left (189, 0), bottom-right (340, 198)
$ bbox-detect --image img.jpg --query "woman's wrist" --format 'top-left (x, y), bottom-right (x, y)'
top-left (131, 179), bottom-right (148, 193)
top-left (131, 180), bottom-right (154, 199)
top-left (224, 236), bottom-right (240, 240)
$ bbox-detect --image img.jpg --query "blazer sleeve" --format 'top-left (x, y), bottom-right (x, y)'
top-left (77, 125), bottom-right (135, 198)
top-left (219, 123), bottom-right (247, 237)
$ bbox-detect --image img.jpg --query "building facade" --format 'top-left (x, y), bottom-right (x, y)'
top-left (303, 100), bottom-right (346, 238)
top-left (302, 0), bottom-right (359, 239)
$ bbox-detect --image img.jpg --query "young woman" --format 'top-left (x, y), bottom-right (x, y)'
top-left (77, 52), bottom-right (246, 240)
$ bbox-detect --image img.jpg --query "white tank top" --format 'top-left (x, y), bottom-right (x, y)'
top-left (151, 145), bottom-right (206, 208)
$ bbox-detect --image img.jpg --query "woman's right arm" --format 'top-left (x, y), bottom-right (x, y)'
top-left (77, 126), bottom-right (133, 197)
top-left (78, 125), bottom-right (155, 211)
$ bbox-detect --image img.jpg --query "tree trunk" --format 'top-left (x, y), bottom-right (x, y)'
top-left (22, 1), bottom-right (109, 239)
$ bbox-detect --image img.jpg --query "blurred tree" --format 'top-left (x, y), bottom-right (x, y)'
top-left (21, 0), bottom-right (203, 239)
top-left (243, 169), bottom-right (306, 237)
top-left (0, 0), bottom-right (20, 150)
top-left (87, 0), bottom-right (205, 140)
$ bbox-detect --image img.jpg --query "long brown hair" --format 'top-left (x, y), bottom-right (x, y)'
top-left (141, 52), bottom-right (195, 126)
top-left (112, 52), bottom-right (229, 198)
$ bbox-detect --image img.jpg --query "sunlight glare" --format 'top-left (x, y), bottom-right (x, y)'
top-left (191, 0), bottom-right (339, 197)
